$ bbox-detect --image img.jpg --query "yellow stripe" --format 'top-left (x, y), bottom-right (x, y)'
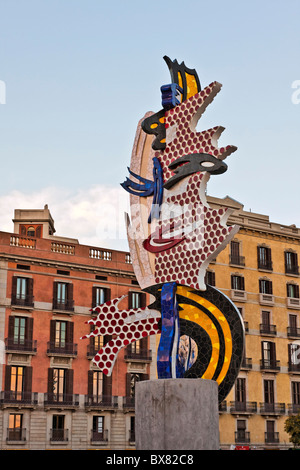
top-left (176, 286), bottom-right (232, 385)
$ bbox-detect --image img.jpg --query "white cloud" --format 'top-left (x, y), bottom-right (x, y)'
top-left (0, 185), bottom-right (130, 251)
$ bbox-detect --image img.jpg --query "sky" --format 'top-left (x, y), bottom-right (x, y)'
top-left (0, 0), bottom-right (300, 251)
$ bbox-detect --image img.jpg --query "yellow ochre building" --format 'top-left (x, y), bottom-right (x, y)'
top-left (206, 195), bottom-right (300, 449)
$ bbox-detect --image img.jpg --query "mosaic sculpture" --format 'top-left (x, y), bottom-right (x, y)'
top-left (81, 57), bottom-right (245, 403)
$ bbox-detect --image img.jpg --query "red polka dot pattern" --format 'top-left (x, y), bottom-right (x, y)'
top-left (153, 173), bottom-right (234, 290)
top-left (81, 296), bottom-right (160, 376)
top-left (155, 81), bottom-right (237, 183)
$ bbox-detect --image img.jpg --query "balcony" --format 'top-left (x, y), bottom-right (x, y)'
top-left (231, 290), bottom-right (247, 302)
top-left (50, 428), bottom-right (69, 442)
top-left (11, 293), bottom-right (34, 309)
top-left (5, 337), bottom-right (37, 354)
top-left (287, 297), bottom-right (300, 309)
top-left (287, 326), bottom-right (300, 338)
top-left (259, 402), bottom-right (285, 415)
top-left (6, 428), bottom-right (27, 443)
top-left (91, 429), bottom-right (108, 444)
top-left (229, 255), bottom-right (245, 267)
top-left (259, 293), bottom-right (274, 306)
top-left (235, 430), bottom-right (250, 444)
top-left (219, 401), bottom-right (227, 412)
top-left (240, 357), bottom-right (252, 370)
top-left (265, 432), bottom-right (279, 444)
top-left (123, 396), bottom-right (135, 409)
top-left (258, 260), bottom-right (273, 271)
top-left (285, 265), bottom-right (299, 276)
top-left (47, 341), bottom-right (77, 357)
top-left (259, 323), bottom-right (277, 336)
top-left (230, 401), bottom-right (257, 414)
top-left (85, 395), bottom-right (118, 409)
top-left (124, 349), bottom-right (152, 362)
top-left (44, 393), bottom-right (79, 408)
top-left (288, 403), bottom-right (300, 414)
top-left (288, 362), bottom-right (300, 373)
top-left (52, 299), bottom-right (74, 312)
top-left (260, 359), bottom-right (280, 372)
top-left (0, 391), bottom-right (38, 407)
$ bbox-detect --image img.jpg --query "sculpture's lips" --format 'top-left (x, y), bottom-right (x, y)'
top-left (143, 220), bottom-right (185, 253)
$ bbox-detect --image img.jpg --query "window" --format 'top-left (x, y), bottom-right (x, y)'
top-left (51, 415), bottom-right (67, 442)
top-left (87, 370), bottom-right (112, 405)
top-left (235, 419), bottom-right (248, 443)
top-left (49, 320), bottom-right (75, 354)
top-left (8, 414), bottom-right (24, 441)
top-left (265, 420), bottom-right (278, 443)
top-left (125, 372), bottom-right (148, 407)
top-left (13, 317), bottom-right (25, 344)
top-left (4, 365), bottom-right (32, 402)
top-left (287, 283), bottom-right (300, 298)
top-left (288, 314), bottom-right (299, 337)
top-left (11, 277), bottom-right (34, 307)
top-left (53, 282), bottom-right (74, 311)
top-left (47, 368), bottom-right (74, 404)
top-left (129, 416), bottom-right (135, 443)
top-left (230, 241), bottom-right (245, 266)
top-left (292, 382), bottom-right (300, 406)
top-left (261, 341), bottom-right (278, 370)
top-left (235, 378), bottom-right (246, 411)
top-left (55, 321), bottom-right (66, 348)
top-left (129, 292), bottom-right (146, 309)
top-left (10, 366), bottom-right (24, 399)
top-left (92, 286), bottom-right (110, 308)
top-left (264, 379), bottom-right (275, 408)
top-left (27, 227), bottom-right (35, 237)
top-left (205, 270), bottom-right (215, 286)
top-left (259, 279), bottom-right (273, 295)
top-left (285, 251), bottom-right (299, 275)
top-left (231, 275), bottom-right (245, 291)
top-left (126, 337), bottom-right (149, 360)
top-left (92, 371), bottom-right (103, 397)
top-left (92, 416), bottom-right (106, 442)
top-left (288, 343), bottom-right (300, 371)
top-left (257, 246), bottom-right (272, 270)
top-left (7, 316), bottom-right (35, 352)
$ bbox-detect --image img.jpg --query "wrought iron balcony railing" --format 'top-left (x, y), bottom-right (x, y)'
top-left (0, 391), bottom-right (38, 405)
top-left (91, 429), bottom-right (108, 443)
top-left (5, 337), bottom-right (37, 353)
top-left (11, 294), bottom-right (34, 308)
top-left (230, 401), bottom-right (257, 414)
top-left (235, 431), bottom-right (250, 444)
top-left (260, 359), bottom-right (280, 371)
top-left (44, 393), bottom-right (79, 407)
top-left (265, 432), bottom-right (279, 444)
top-left (84, 395), bottom-right (118, 408)
top-left (47, 341), bottom-right (77, 356)
top-left (50, 428), bottom-right (69, 442)
top-left (124, 349), bottom-right (152, 361)
top-left (259, 402), bottom-right (285, 415)
top-left (6, 428), bottom-right (27, 442)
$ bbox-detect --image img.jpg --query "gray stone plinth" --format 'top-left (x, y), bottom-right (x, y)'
top-left (135, 378), bottom-right (219, 450)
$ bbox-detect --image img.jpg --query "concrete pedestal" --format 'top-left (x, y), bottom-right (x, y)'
top-left (135, 378), bottom-right (219, 450)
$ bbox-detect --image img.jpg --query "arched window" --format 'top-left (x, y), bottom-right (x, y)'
top-left (27, 227), bottom-right (35, 237)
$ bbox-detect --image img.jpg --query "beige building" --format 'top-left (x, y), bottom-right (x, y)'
top-left (206, 196), bottom-right (300, 449)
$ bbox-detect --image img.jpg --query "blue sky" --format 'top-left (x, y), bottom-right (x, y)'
top-left (0, 0), bottom-right (300, 249)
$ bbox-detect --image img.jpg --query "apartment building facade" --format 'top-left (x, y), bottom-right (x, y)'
top-left (1, 198), bottom-right (300, 450)
top-left (206, 196), bottom-right (300, 449)
top-left (0, 206), bottom-right (155, 449)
